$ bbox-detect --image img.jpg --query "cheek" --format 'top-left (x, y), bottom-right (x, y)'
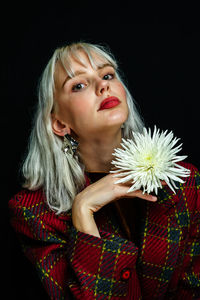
top-left (57, 94), bottom-right (88, 117)
top-left (115, 82), bottom-right (127, 99)
top-left (62, 97), bottom-right (92, 128)
top-left (70, 99), bottom-right (91, 118)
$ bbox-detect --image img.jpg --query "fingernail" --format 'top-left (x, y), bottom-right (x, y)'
top-left (151, 196), bottom-right (157, 201)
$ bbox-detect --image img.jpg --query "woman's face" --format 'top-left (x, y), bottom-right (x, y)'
top-left (52, 50), bottom-right (129, 139)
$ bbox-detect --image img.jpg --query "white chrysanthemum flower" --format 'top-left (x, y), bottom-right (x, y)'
top-left (111, 126), bottom-right (190, 194)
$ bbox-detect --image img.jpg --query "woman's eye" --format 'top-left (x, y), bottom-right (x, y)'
top-left (103, 73), bottom-right (114, 80)
top-left (72, 83), bottom-right (85, 91)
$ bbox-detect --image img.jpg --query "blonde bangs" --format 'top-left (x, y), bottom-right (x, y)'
top-left (55, 42), bottom-right (118, 80)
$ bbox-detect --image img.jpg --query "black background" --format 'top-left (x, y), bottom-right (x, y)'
top-left (2, 2), bottom-right (199, 299)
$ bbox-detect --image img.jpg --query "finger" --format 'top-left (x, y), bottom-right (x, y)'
top-left (127, 189), bottom-right (157, 202)
top-left (161, 180), bottom-right (168, 186)
top-left (112, 177), bottom-right (157, 202)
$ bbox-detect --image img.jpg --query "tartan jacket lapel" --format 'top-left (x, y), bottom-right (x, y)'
top-left (136, 185), bottom-right (182, 299)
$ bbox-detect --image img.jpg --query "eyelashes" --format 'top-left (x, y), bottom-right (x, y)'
top-left (71, 72), bottom-right (115, 92)
top-left (72, 83), bottom-right (86, 91)
top-left (102, 73), bottom-right (115, 80)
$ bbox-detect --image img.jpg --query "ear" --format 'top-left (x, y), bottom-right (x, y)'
top-left (51, 114), bottom-right (71, 137)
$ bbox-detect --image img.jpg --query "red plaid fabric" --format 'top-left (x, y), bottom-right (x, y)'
top-left (9, 162), bottom-right (200, 299)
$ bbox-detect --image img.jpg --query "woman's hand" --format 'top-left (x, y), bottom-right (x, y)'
top-left (72, 173), bottom-right (157, 238)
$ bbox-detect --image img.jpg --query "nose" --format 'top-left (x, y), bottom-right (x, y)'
top-left (96, 78), bottom-right (110, 96)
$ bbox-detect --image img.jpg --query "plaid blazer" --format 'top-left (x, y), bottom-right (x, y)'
top-left (9, 162), bottom-right (200, 299)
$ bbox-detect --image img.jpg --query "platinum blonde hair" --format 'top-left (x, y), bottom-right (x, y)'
top-left (22, 42), bottom-right (144, 214)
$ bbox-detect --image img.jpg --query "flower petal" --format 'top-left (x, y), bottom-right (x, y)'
top-left (110, 126), bottom-right (190, 195)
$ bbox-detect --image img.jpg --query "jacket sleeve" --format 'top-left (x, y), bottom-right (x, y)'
top-left (9, 189), bottom-right (141, 300)
top-left (174, 165), bottom-right (200, 299)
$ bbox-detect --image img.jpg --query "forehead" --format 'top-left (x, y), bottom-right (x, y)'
top-left (54, 49), bottom-right (114, 88)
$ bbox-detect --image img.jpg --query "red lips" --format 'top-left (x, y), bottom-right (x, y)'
top-left (98, 96), bottom-right (120, 111)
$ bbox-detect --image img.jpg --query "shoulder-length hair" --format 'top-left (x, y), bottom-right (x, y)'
top-left (22, 42), bottom-right (144, 214)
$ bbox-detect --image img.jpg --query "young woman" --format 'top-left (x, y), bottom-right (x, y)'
top-left (9, 42), bottom-right (200, 299)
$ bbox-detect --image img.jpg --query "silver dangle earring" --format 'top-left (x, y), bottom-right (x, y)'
top-left (121, 123), bottom-right (125, 129)
top-left (62, 134), bottom-right (79, 157)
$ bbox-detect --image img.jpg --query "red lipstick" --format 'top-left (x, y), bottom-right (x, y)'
top-left (98, 96), bottom-right (120, 111)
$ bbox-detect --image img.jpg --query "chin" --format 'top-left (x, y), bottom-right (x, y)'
top-left (107, 109), bottom-right (128, 126)
top-left (105, 118), bottom-right (127, 130)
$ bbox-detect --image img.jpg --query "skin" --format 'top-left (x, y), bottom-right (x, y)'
top-left (52, 50), bottom-right (157, 238)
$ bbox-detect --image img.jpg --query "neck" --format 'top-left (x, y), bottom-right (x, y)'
top-left (77, 129), bottom-right (122, 172)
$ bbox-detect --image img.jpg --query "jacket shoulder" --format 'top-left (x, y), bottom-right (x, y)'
top-left (9, 188), bottom-right (71, 227)
top-left (175, 162), bottom-right (200, 212)
top-left (9, 188), bottom-right (48, 214)
top-left (179, 161), bottom-right (200, 186)
top-left (179, 161), bottom-right (199, 172)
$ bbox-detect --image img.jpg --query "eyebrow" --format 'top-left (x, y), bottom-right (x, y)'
top-left (62, 63), bottom-right (114, 87)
